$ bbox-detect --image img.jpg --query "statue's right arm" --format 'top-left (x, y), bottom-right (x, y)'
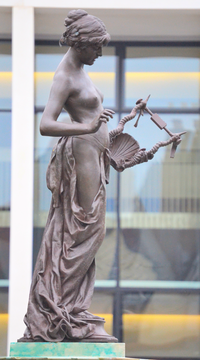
top-left (40, 72), bottom-right (91, 137)
top-left (40, 72), bottom-right (114, 137)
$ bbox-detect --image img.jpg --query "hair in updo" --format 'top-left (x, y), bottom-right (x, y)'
top-left (59, 9), bottom-right (110, 48)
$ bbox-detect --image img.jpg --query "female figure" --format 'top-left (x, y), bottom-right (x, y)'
top-left (20, 10), bottom-right (116, 343)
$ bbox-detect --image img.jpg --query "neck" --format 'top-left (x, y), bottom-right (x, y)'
top-left (65, 47), bottom-right (84, 69)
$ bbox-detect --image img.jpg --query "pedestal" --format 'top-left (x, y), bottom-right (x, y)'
top-left (0, 342), bottom-right (141, 360)
top-left (10, 342), bottom-right (125, 358)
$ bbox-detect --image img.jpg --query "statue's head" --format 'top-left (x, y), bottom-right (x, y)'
top-left (59, 9), bottom-right (110, 48)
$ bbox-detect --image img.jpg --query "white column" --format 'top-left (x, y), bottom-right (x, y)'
top-left (8, 6), bottom-right (34, 349)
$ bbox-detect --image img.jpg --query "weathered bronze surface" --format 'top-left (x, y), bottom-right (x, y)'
top-left (18, 9), bottom-right (185, 344)
top-left (19, 9), bottom-right (116, 344)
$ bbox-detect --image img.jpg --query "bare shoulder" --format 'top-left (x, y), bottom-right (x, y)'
top-left (52, 68), bottom-right (74, 92)
top-left (46, 68), bottom-right (76, 105)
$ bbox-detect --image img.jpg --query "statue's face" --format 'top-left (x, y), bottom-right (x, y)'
top-left (77, 43), bottom-right (102, 65)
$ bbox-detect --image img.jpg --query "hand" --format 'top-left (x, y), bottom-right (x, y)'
top-left (147, 150), bottom-right (154, 160)
top-left (171, 134), bottom-right (182, 145)
top-left (89, 109), bottom-right (115, 133)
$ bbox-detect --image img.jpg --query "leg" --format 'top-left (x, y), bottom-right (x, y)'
top-left (72, 138), bottom-right (101, 213)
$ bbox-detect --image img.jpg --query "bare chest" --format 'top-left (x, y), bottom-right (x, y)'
top-left (66, 72), bottom-right (103, 110)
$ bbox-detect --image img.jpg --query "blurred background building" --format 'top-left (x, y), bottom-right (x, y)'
top-left (0, 0), bottom-right (200, 358)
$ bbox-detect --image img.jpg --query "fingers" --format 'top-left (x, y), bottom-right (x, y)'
top-left (99, 109), bottom-right (115, 123)
top-left (104, 109), bottom-right (115, 113)
top-left (102, 109), bottom-right (115, 118)
top-left (100, 114), bottom-right (110, 122)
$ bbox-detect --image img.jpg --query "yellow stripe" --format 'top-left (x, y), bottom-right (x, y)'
top-left (1, 313), bottom-right (199, 345)
top-left (0, 71), bottom-right (199, 81)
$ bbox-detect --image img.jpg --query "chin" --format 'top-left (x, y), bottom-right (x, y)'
top-left (86, 60), bottom-right (95, 66)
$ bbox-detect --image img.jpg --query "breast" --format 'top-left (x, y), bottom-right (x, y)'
top-left (78, 89), bottom-right (102, 109)
top-left (66, 87), bottom-right (102, 110)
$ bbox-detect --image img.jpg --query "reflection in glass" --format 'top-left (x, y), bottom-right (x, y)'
top-left (0, 288), bottom-right (8, 356)
top-left (119, 112), bottom-right (200, 282)
top-left (120, 228), bottom-right (200, 281)
top-left (0, 229), bottom-right (9, 280)
top-left (123, 293), bottom-right (200, 358)
top-left (120, 113), bottom-right (200, 215)
top-left (125, 47), bottom-right (200, 109)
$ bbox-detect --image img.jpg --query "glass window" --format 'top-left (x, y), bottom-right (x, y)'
top-left (117, 45), bottom-right (200, 357)
top-left (0, 44), bottom-right (12, 110)
top-left (0, 288), bottom-right (8, 356)
top-left (35, 46), bottom-right (66, 107)
top-left (89, 292), bottom-right (113, 335)
top-left (119, 113), bottom-right (200, 215)
top-left (120, 228), bottom-right (200, 281)
top-left (0, 229), bottom-right (10, 280)
top-left (0, 42), bottom-right (11, 357)
top-left (119, 113), bottom-right (200, 282)
top-left (125, 47), bottom-right (200, 110)
top-left (123, 292), bottom-right (200, 358)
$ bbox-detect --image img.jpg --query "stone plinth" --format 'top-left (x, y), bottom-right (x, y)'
top-left (4, 342), bottom-right (142, 360)
top-left (10, 342), bottom-right (125, 358)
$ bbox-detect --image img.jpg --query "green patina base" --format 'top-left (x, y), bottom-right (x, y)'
top-left (3, 358), bottom-right (137, 360)
top-left (1, 358), bottom-right (137, 360)
top-left (9, 342), bottom-right (125, 358)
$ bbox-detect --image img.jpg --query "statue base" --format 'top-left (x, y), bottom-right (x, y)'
top-left (17, 318), bottom-right (118, 344)
top-left (5, 342), bottom-right (142, 360)
top-left (0, 342), bottom-right (143, 360)
top-left (10, 342), bottom-right (125, 358)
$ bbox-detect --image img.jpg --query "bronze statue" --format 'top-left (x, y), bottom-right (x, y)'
top-left (18, 9), bottom-right (185, 343)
